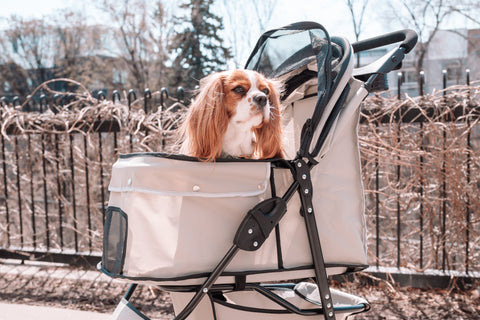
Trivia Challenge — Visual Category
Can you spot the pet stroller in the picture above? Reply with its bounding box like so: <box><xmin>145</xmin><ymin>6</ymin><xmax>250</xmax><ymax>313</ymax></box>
<box><xmin>100</xmin><ymin>22</ymin><xmax>417</xmax><ymax>319</ymax></box>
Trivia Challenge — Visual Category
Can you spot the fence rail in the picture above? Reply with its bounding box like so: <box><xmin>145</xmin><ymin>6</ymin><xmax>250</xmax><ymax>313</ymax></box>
<box><xmin>0</xmin><ymin>73</ymin><xmax>479</xmax><ymax>286</ymax></box>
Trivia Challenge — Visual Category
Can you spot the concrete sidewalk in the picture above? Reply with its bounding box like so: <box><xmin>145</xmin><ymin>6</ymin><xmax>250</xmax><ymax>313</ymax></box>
<box><xmin>0</xmin><ymin>260</ymin><xmax>171</xmax><ymax>319</ymax></box>
<box><xmin>0</xmin><ymin>302</ymin><xmax>112</xmax><ymax>320</ymax></box>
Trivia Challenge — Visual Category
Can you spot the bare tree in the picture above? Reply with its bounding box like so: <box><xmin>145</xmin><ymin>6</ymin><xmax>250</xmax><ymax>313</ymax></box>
<box><xmin>51</xmin><ymin>10</ymin><xmax>111</xmax><ymax>91</ymax></box>
<box><xmin>345</xmin><ymin>0</ymin><xmax>370</xmax><ymax>66</ymax></box>
<box><xmin>0</xmin><ymin>16</ymin><xmax>55</xmax><ymax>96</ymax></box>
<box><xmin>219</xmin><ymin>0</ymin><xmax>277</xmax><ymax>68</ymax></box>
<box><xmin>98</xmin><ymin>0</ymin><xmax>172</xmax><ymax>91</ymax></box>
<box><xmin>382</xmin><ymin>0</ymin><xmax>479</xmax><ymax>82</ymax></box>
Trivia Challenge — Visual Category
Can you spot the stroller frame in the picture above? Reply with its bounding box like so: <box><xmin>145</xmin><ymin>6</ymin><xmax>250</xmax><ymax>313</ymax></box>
<box><xmin>103</xmin><ymin>22</ymin><xmax>417</xmax><ymax>320</ymax></box>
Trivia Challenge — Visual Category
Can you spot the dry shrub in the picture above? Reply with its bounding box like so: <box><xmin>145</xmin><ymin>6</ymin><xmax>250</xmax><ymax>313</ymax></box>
<box><xmin>360</xmin><ymin>83</ymin><xmax>480</xmax><ymax>273</ymax></box>
<box><xmin>0</xmin><ymin>79</ymin><xmax>478</xmax><ymax>274</ymax></box>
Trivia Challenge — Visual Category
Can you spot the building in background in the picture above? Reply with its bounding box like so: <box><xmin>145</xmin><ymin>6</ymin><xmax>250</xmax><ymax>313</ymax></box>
<box><xmin>357</xmin><ymin>28</ymin><xmax>480</xmax><ymax>97</ymax></box>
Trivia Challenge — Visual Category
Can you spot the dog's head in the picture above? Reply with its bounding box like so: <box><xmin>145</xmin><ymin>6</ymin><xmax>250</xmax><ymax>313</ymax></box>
<box><xmin>181</xmin><ymin>69</ymin><xmax>283</xmax><ymax>161</ymax></box>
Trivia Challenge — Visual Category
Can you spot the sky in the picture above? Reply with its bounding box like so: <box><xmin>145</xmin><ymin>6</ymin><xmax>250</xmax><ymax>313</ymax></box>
<box><xmin>0</xmin><ymin>0</ymin><xmax>475</xmax><ymax>36</ymax></box>
<box><xmin>0</xmin><ymin>0</ymin><xmax>477</xmax><ymax>67</ymax></box>
<box><xmin>0</xmin><ymin>0</ymin><xmax>386</xmax><ymax>39</ymax></box>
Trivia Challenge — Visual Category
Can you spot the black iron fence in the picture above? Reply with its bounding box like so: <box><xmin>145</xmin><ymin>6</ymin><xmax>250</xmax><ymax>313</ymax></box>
<box><xmin>0</xmin><ymin>86</ymin><xmax>187</xmax><ymax>266</ymax></box>
<box><xmin>0</xmin><ymin>72</ymin><xmax>478</xmax><ymax>284</ymax></box>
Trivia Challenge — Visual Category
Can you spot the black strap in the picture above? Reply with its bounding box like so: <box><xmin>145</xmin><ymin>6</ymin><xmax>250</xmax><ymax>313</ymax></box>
<box><xmin>234</xmin><ymin>275</ymin><xmax>246</xmax><ymax>291</ymax></box>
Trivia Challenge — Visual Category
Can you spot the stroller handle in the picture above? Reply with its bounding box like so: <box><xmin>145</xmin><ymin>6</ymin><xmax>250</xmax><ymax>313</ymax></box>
<box><xmin>352</xmin><ymin>29</ymin><xmax>418</xmax><ymax>54</ymax></box>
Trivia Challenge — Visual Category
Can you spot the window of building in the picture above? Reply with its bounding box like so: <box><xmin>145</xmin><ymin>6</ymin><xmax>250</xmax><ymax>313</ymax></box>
<box><xmin>445</xmin><ymin>64</ymin><xmax>462</xmax><ymax>81</ymax></box>
<box><xmin>113</xmin><ymin>68</ymin><xmax>128</xmax><ymax>85</ymax></box>
<box><xmin>401</xmin><ymin>69</ymin><xmax>418</xmax><ymax>84</ymax></box>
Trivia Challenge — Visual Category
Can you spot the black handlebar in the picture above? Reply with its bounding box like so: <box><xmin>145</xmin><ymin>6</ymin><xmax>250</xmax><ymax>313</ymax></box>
<box><xmin>352</xmin><ymin>29</ymin><xmax>418</xmax><ymax>54</ymax></box>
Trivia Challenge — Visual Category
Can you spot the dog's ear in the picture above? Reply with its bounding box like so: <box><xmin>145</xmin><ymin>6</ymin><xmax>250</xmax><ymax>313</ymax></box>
<box><xmin>254</xmin><ymin>79</ymin><xmax>283</xmax><ymax>159</ymax></box>
<box><xmin>184</xmin><ymin>72</ymin><xmax>228</xmax><ymax>161</ymax></box>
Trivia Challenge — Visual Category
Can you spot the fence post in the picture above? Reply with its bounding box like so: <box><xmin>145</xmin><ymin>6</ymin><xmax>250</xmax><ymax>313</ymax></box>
<box><xmin>1</xmin><ymin>132</ymin><xmax>11</xmax><ymax>247</ymax></box>
<box><xmin>465</xmin><ymin>69</ymin><xmax>471</xmax><ymax>274</ymax></box>
<box><xmin>397</xmin><ymin>72</ymin><xmax>402</xmax><ymax>100</ymax></box>
<box><xmin>144</xmin><ymin>88</ymin><xmax>152</xmax><ymax>113</ymax></box>
<box><xmin>441</xmin><ymin>69</ymin><xmax>447</xmax><ymax>271</ymax></box>
<box><xmin>127</xmin><ymin>90</ymin><xmax>137</xmax><ymax>153</ymax></box>
<box><xmin>419</xmin><ymin>71</ymin><xmax>425</xmax><ymax>96</ymax></box>
<box><xmin>160</xmin><ymin>88</ymin><xmax>169</xmax><ymax>151</ymax></box>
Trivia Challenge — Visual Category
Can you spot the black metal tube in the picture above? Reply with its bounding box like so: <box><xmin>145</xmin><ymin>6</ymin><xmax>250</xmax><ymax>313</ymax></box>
<box><xmin>1</xmin><ymin>133</ymin><xmax>11</xmax><ymax>247</ymax></box>
<box><xmin>98</xmin><ymin>132</ymin><xmax>106</xmax><ymax>223</ymax></box>
<box><xmin>124</xmin><ymin>284</ymin><xmax>138</xmax><ymax>301</ymax></box>
<box><xmin>174</xmin><ymin>245</ymin><xmax>240</xmax><ymax>320</ymax></box>
<box><xmin>441</xmin><ymin>112</ymin><xmax>447</xmax><ymax>272</ymax></box>
<box><xmin>54</xmin><ymin>134</ymin><xmax>64</xmax><ymax>249</ymax></box>
<box><xmin>397</xmin><ymin>72</ymin><xmax>402</xmax><ymax>100</ymax></box>
<box><xmin>1</xmin><ymin>131</ymin><xmax>10</xmax><ymax>245</ymax></box>
<box><xmin>375</xmin><ymin>154</ymin><xmax>380</xmax><ymax>268</ymax></box>
<box><xmin>442</xmin><ymin>69</ymin><xmax>447</xmax><ymax>95</ymax></box>
<box><xmin>28</xmin><ymin>134</ymin><xmax>36</xmax><ymax>249</ymax></box>
<box><xmin>419</xmin><ymin>71</ymin><xmax>425</xmax><ymax>96</ymax></box>
<box><xmin>83</xmin><ymin>136</ymin><xmax>92</xmax><ymax>251</ymax></box>
<box><xmin>41</xmin><ymin>134</ymin><xmax>50</xmax><ymax>249</ymax></box>
<box><xmin>127</xmin><ymin>90</ymin><xmax>137</xmax><ymax>153</ymax></box>
<box><xmin>396</xmin><ymin>123</ymin><xmax>401</xmax><ymax>269</ymax></box>
<box><xmin>465</xmin><ymin>69</ymin><xmax>471</xmax><ymax>274</ymax></box>
<box><xmin>14</xmin><ymin>135</ymin><xmax>24</xmax><ymax>248</ymax></box>
<box><xmin>160</xmin><ymin>88</ymin><xmax>169</xmax><ymax>151</ymax></box>
<box><xmin>69</xmin><ymin>135</ymin><xmax>78</xmax><ymax>252</ymax></box>
<box><xmin>419</xmin><ymin>122</ymin><xmax>424</xmax><ymax>270</ymax></box>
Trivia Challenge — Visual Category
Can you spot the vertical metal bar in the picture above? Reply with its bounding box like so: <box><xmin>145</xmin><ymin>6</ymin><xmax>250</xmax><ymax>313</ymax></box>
<box><xmin>144</xmin><ymin>89</ymin><xmax>152</xmax><ymax>150</ymax></box>
<box><xmin>98</xmin><ymin>132</ymin><xmax>106</xmax><ymax>223</ymax></box>
<box><xmin>113</xmin><ymin>131</ymin><xmax>118</xmax><ymax>155</ymax></box>
<box><xmin>396</xmin><ymin>124</ymin><xmax>401</xmax><ymax>269</ymax></box>
<box><xmin>28</xmin><ymin>134</ymin><xmax>36</xmax><ymax>249</ymax></box>
<box><xmin>397</xmin><ymin>72</ymin><xmax>402</xmax><ymax>100</ymax></box>
<box><xmin>144</xmin><ymin>89</ymin><xmax>151</xmax><ymax>113</ymax></box>
<box><xmin>160</xmin><ymin>88</ymin><xmax>169</xmax><ymax>151</ymax></box>
<box><xmin>112</xmin><ymin>90</ymin><xmax>120</xmax><ymax>156</ymax></box>
<box><xmin>396</xmin><ymin>73</ymin><xmax>402</xmax><ymax>268</ymax></box>
<box><xmin>465</xmin><ymin>69</ymin><xmax>471</xmax><ymax>274</ymax></box>
<box><xmin>54</xmin><ymin>133</ymin><xmax>64</xmax><ymax>249</ymax></box>
<box><xmin>41</xmin><ymin>134</ymin><xmax>50</xmax><ymax>249</ymax></box>
<box><xmin>69</xmin><ymin>134</ymin><xmax>78</xmax><ymax>252</ymax></box>
<box><xmin>1</xmin><ymin>133</ymin><xmax>11</xmax><ymax>247</ymax></box>
<box><xmin>83</xmin><ymin>136</ymin><xmax>92</xmax><ymax>252</ymax></box>
<box><xmin>419</xmin><ymin>71</ymin><xmax>425</xmax><ymax>96</ymax></box>
<box><xmin>419</xmin><ymin>122</ymin><xmax>424</xmax><ymax>269</ymax></box>
<box><xmin>441</xmin><ymin>70</ymin><xmax>447</xmax><ymax>271</ymax></box>
<box><xmin>375</xmin><ymin>153</ymin><xmax>380</xmax><ymax>268</ymax></box>
<box><xmin>14</xmin><ymin>135</ymin><xmax>24</xmax><ymax>248</ymax></box>
<box><xmin>127</xmin><ymin>90</ymin><xmax>137</xmax><ymax>153</ymax></box>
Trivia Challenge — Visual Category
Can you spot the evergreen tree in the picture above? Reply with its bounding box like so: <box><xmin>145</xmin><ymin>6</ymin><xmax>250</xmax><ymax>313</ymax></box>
<box><xmin>169</xmin><ymin>0</ymin><xmax>231</xmax><ymax>90</ymax></box>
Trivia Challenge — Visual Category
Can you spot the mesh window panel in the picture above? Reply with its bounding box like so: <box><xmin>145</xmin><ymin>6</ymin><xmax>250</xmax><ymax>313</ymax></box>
<box><xmin>103</xmin><ymin>207</ymin><xmax>128</xmax><ymax>275</ymax></box>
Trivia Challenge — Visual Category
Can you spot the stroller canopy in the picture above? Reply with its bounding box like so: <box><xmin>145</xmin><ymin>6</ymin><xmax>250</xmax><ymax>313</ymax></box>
<box><xmin>245</xmin><ymin>22</ymin><xmax>350</xmax><ymax>160</ymax></box>
<box><xmin>245</xmin><ymin>22</ymin><xmax>344</xmax><ymax>102</ymax></box>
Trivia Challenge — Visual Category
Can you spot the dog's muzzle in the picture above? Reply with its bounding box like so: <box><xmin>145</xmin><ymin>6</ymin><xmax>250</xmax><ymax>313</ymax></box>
<box><xmin>252</xmin><ymin>94</ymin><xmax>267</xmax><ymax>108</ymax></box>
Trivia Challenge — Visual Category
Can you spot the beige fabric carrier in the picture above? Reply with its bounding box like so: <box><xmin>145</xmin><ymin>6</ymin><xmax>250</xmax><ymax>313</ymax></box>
<box><xmin>102</xmin><ymin>21</ymin><xmax>417</xmax><ymax>320</ymax></box>
<box><xmin>103</xmin><ymin>77</ymin><xmax>368</xmax><ymax>286</ymax></box>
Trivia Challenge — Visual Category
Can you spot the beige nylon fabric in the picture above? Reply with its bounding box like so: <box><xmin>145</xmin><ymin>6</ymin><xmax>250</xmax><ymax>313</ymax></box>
<box><xmin>105</xmin><ymin>78</ymin><xmax>368</xmax><ymax>283</ymax></box>
<box><xmin>170</xmin><ymin>286</ymin><xmax>367</xmax><ymax>320</ymax></box>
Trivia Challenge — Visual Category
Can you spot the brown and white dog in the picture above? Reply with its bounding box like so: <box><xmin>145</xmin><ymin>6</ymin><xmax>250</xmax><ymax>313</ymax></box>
<box><xmin>180</xmin><ymin>69</ymin><xmax>283</xmax><ymax>161</ymax></box>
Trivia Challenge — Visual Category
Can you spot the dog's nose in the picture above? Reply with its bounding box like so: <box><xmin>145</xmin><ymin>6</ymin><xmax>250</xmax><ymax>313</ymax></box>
<box><xmin>253</xmin><ymin>94</ymin><xmax>267</xmax><ymax>108</ymax></box>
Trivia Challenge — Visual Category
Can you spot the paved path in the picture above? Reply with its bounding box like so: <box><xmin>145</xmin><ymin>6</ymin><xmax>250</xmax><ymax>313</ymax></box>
<box><xmin>0</xmin><ymin>302</ymin><xmax>112</xmax><ymax>320</ymax></box>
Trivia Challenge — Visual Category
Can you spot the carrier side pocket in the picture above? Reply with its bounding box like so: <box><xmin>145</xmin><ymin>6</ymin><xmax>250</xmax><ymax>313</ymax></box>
<box><xmin>103</xmin><ymin>206</ymin><xmax>128</xmax><ymax>275</ymax></box>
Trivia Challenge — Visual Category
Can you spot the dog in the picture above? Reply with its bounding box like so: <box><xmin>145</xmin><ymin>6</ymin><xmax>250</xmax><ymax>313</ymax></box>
<box><xmin>180</xmin><ymin>69</ymin><xmax>283</xmax><ymax>161</ymax></box>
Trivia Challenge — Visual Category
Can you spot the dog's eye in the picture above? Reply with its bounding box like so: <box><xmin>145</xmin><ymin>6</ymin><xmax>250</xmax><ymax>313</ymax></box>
<box><xmin>233</xmin><ymin>86</ymin><xmax>246</xmax><ymax>95</ymax></box>
<box><xmin>262</xmin><ymin>88</ymin><xmax>269</xmax><ymax>95</ymax></box>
